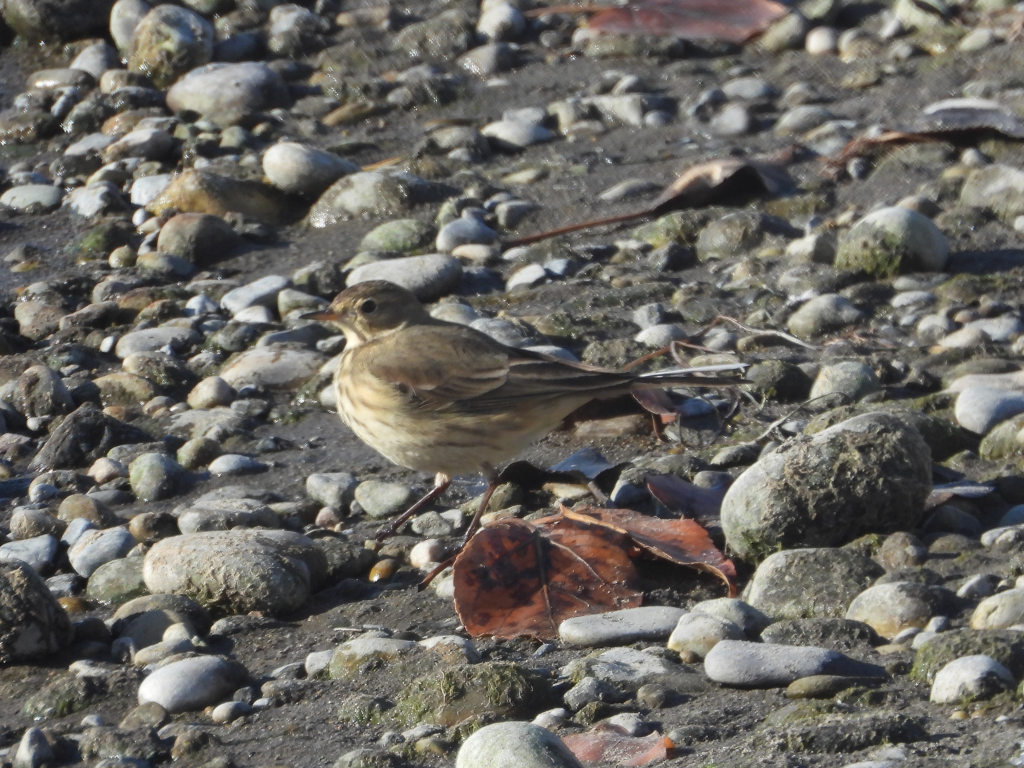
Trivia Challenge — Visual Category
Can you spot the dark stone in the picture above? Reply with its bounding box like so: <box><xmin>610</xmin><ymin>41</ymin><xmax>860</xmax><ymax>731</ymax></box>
<box><xmin>30</xmin><ymin>403</ymin><xmax>152</xmax><ymax>471</ymax></box>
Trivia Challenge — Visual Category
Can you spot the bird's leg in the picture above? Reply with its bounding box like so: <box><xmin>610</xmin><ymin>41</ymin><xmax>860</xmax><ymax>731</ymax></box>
<box><xmin>375</xmin><ymin>472</ymin><xmax>451</xmax><ymax>542</ymax></box>
<box><xmin>458</xmin><ymin>463</ymin><xmax>499</xmax><ymax>548</ymax></box>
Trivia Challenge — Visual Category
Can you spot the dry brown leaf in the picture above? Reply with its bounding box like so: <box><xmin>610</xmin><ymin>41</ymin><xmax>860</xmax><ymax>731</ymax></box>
<box><xmin>563</xmin><ymin>505</ymin><xmax>737</xmax><ymax>595</ymax></box>
<box><xmin>452</xmin><ymin>517</ymin><xmax>642</xmax><ymax>639</ymax></box>
<box><xmin>587</xmin><ymin>0</ymin><xmax>786</xmax><ymax>42</ymax></box>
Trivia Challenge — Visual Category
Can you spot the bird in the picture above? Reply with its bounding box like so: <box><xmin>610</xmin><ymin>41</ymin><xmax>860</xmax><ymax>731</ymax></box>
<box><xmin>308</xmin><ymin>280</ymin><xmax>745</xmax><ymax>545</ymax></box>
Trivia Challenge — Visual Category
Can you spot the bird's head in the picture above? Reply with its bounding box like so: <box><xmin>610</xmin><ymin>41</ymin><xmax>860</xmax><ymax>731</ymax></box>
<box><xmin>304</xmin><ymin>281</ymin><xmax>432</xmax><ymax>346</ymax></box>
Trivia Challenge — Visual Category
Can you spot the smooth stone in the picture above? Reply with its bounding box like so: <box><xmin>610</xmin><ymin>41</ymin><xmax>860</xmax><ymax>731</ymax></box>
<box><xmin>964</xmin><ymin>315</ymin><xmax>1024</xmax><ymax>342</ymax></box>
<box><xmin>787</xmin><ymin>294</ymin><xmax>864</xmax><ymax>338</ymax></box>
<box><xmin>456</xmin><ymin>721</ymin><xmax>582</xmax><ymax>768</ymax></box>
<box><xmin>836</xmin><ymin>206</ymin><xmax>949</xmax><ymax>276</ymax></box>
<box><xmin>846</xmin><ymin>581</ymin><xmax>945</xmax><ymax>639</ymax></box>
<box><xmin>947</xmin><ymin>370</ymin><xmax>1024</xmax><ymax>393</ymax></box>
<box><xmin>306</xmin><ymin>472</ymin><xmax>358</xmax><ymax>511</ymax></box>
<box><xmin>668</xmin><ymin>612</ymin><xmax>746</xmax><ymax>659</ymax></box>
<box><xmin>960</xmin><ymin>164</ymin><xmax>1024</xmax><ymax>222</ymax></box>
<box><xmin>971</xmin><ymin>588</ymin><xmax>1024</xmax><ymax>629</ymax></box>
<box><xmin>208</xmin><ymin>454</ymin><xmax>265</xmax><ymax>476</ymax></box>
<box><xmin>360</xmin><ymin>219</ymin><xmax>437</xmax><ymax>253</ymax></box>
<box><xmin>211</xmin><ymin>700</ymin><xmax>251</xmax><ymax>723</ymax></box>
<box><xmin>221</xmin><ymin>275</ymin><xmax>291</xmax><ymax>316</ymax></box>
<box><xmin>68</xmin><ymin>527</ymin><xmax>136</xmax><ymax>577</ymax></box>
<box><xmin>129</xmin><ymin>453</ymin><xmax>184</xmax><ymax>502</ymax></box>
<box><xmin>506</xmin><ymin>263</ymin><xmax>548</xmax><ymax>291</ymax></box>
<box><xmin>691</xmin><ymin>598</ymin><xmax>772</xmax><ymax>636</ymax></box>
<box><xmin>0</xmin><ymin>534</ymin><xmax>59</xmax><ymax>574</ymax></box>
<box><xmin>774</xmin><ymin>105</ymin><xmax>833</xmax><ymax>136</ymax></box>
<box><xmin>165</xmin><ymin>62</ymin><xmax>288</xmax><ymax>127</ymax></box>
<box><xmin>137</xmin><ymin>655</ymin><xmax>247</xmax><ymax>713</ymax></box>
<box><xmin>143</xmin><ymin>530</ymin><xmax>325</xmax><ymax>615</ymax></box>
<box><xmin>930</xmin><ymin>655</ymin><xmax>1013</xmax><ymax>703</ymax></box>
<box><xmin>218</xmin><ymin>347</ymin><xmax>325</xmax><ymax>390</ymax></box>
<box><xmin>954</xmin><ymin>387</ymin><xmax>1024</xmax><ymax>434</ymax></box>
<box><xmin>157</xmin><ymin>213</ymin><xmax>241</xmax><ymax>265</ymax></box>
<box><xmin>13</xmin><ymin>727</ymin><xmax>54</xmax><ymax>768</ymax></box>
<box><xmin>476</xmin><ymin>3</ymin><xmax>526</xmax><ymax>41</ymax></box>
<box><xmin>65</xmin><ymin>182</ymin><xmax>126</xmax><ymax>218</ymax></box>
<box><xmin>114</xmin><ymin>327</ymin><xmax>200</xmax><ymax>358</ymax></box>
<box><xmin>481</xmin><ymin>119</ymin><xmax>556</xmax><ymax>150</ymax></box>
<box><xmin>346</xmin><ymin>254</ymin><xmax>463</xmax><ymax>302</ymax></box>
<box><xmin>0</xmin><ymin>184</ymin><xmax>63</xmax><ymax>212</ymax></box>
<box><xmin>187</xmin><ymin>377</ymin><xmax>234</xmax><ymax>409</ymax></box>
<box><xmin>130</xmin><ymin>174</ymin><xmax>173</xmax><ymax>206</ymax></box>
<box><xmin>307</xmin><ymin>171</ymin><xmax>455</xmax><ymax>227</ymax></box>
<box><xmin>354</xmin><ymin>480</ymin><xmax>414</xmax><ymax>519</ymax></box>
<box><xmin>704</xmin><ymin>639</ymin><xmax>885</xmax><ymax>688</ymax></box>
<box><xmin>634</xmin><ymin>323</ymin><xmax>688</xmax><ymax>347</ymax></box>
<box><xmin>559</xmin><ymin>606</ymin><xmax>686</xmax><ymax>646</ymax></box>
<box><xmin>262</xmin><ymin>142</ymin><xmax>358</xmax><ymax>198</ymax></box>
<box><xmin>436</xmin><ymin>215</ymin><xmax>499</xmax><ymax>252</ymax></box>
<box><xmin>809</xmin><ymin>361</ymin><xmax>882</xmax><ymax>402</ymax></box>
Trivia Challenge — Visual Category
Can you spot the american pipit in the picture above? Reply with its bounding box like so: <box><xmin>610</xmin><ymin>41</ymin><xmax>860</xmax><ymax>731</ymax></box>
<box><xmin>309</xmin><ymin>280</ymin><xmax>744</xmax><ymax>543</ymax></box>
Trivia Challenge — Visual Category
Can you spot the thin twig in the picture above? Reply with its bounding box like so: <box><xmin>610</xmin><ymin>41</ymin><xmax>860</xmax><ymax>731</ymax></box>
<box><xmin>714</xmin><ymin>315</ymin><xmax>820</xmax><ymax>350</ymax></box>
<box><xmin>753</xmin><ymin>393</ymin><xmax>850</xmax><ymax>442</ymax></box>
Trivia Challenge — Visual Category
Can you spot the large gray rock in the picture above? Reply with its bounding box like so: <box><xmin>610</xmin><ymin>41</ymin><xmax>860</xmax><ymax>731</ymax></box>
<box><xmin>744</xmin><ymin>548</ymin><xmax>883</xmax><ymax>620</ymax></box>
<box><xmin>835</xmin><ymin>206</ymin><xmax>949</xmax><ymax>277</ymax></box>
<box><xmin>306</xmin><ymin>171</ymin><xmax>456</xmax><ymax>227</ymax></box>
<box><xmin>165</xmin><ymin>62</ymin><xmax>289</xmax><ymax>128</ymax></box>
<box><xmin>143</xmin><ymin>530</ymin><xmax>327</xmax><ymax>615</ymax></box>
<box><xmin>721</xmin><ymin>413</ymin><xmax>932</xmax><ymax>560</ymax></box>
<box><xmin>263</xmin><ymin>141</ymin><xmax>358</xmax><ymax>198</ymax></box>
<box><xmin>346</xmin><ymin>254</ymin><xmax>463</xmax><ymax>302</ymax></box>
<box><xmin>704</xmin><ymin>639</ymin><xmax>885</xmax><ymax>688</ymax></box>
<box><xmin>0</xmin><ymin>560</ymin><xmax>74</xmax><ymax>663</ymax></box>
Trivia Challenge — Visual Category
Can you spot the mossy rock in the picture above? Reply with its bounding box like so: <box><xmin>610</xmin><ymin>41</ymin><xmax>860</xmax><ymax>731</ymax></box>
<box><xmin>910</xmin><ymin>629</ymin><xmax>1024</xmax><ymax>684</ymax></box>
<box><xmin>22</xmin><ymin>674</ymin><xmax>105</xmax><ymax>719</ymax></box>
<box><xmin>744</xmin><ymin>360</ymin><xmax>812</xmax><ymax>403</ymax></box>
<box><xmin>631</xmin><ymin>209</ymin><xmax>717</xmax><ymax>249</ymax></box>
<box><xmin>86</xmin><ymin>557</ymin><xmax>148</xmax><ymax>605</ymax></box>
<box><xmin>804</xmin><ymin>404</ymin><xmax>973</xmax><ymax>461</ymax></box>
<box><xmin>392</xmin><ymin>662</ymin><xmax>555</xmax><ymax>727</ymax></box>
<box><xmin>337</xmin><ymin>693</ymin><xmax>392</xmax><ymax>726</ymax></box>
<box><xmin>71</xmin><ymin>220</ymin><xmax>135</xmax><ymax>260</ymax></box>
<box><xmin>979</xmin><ymin>413</ymin><xmax>1024</xmax><ymax>462</ymax></box>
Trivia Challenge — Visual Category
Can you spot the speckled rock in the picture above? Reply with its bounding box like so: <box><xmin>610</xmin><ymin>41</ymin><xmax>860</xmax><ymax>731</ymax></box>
<box><xmin>722</xmin><ymin>413</ymin><xmax>932</xmax><ymax>560</ymax></box>
<box><xmin>128</xmin><ymin>5</ymin><xmax>213</xmax><ymax>88</ymax></box>
<box><xmin>143</xmin><ymin>530</ymin><xmax>326</xmax><ymax>615</ymax></box>
<box><xmin>0</xmin><ymin>560</ymin><xmax>74</xmax><ymax>663</ymax></box>
<box><xmin>836</xmin><ymin>206</ymin><xmax>949</xmax><ymax>276</ymax></box>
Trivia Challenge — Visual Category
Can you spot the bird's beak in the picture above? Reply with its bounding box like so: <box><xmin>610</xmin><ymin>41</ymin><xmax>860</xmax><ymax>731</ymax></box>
<box><xmin>301</xmin><ymin>310</ymin><xmax>343</xmax><ymax>322</ymax></box>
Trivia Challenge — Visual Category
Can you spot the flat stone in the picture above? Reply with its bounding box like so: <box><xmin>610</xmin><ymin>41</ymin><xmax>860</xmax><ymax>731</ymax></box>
<box><xmin>559</xmin><ymin>606</ymin><xmax>686</xmax><ymax>646</ymax></box>
<box><xmin>346</xmin><ymin>254</ymin><xmax>462</xmax><ymax>302</ymax></box>
<box><xmin>955</xmin><ymin>387</ymin><xmax>1024</xmax><ymax>434</ymax></box>
<box><xmin>137</xmin><ymin>655</ymin><xmax>247</xmax><ymax>713</ymax></box>
<box><xmin>704</xmin><ymin>639</ymin><xmax>885</xmax><ymax>688</ymax></box>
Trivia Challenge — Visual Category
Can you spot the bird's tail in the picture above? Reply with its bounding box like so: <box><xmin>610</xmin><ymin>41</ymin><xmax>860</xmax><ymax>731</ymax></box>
<box><xmin>633</xmin><ymin>362</ymin><xmax>748</xmax><ymax>388</ymax></box>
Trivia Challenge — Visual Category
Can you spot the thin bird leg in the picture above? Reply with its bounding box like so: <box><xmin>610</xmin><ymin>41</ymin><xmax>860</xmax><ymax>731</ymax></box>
<box><xmin>375</xmin><ymin>472</ymin><xmax>451</xmax><ymax>542</ymax></box>
<box><xmin>459</xmin><ymin>463</ymin><xmax>499</xmax><ymax>548</ymax></box>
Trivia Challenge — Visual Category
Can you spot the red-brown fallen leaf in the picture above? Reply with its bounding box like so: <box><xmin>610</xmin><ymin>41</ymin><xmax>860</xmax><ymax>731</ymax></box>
<box><xmin>452</xmin><ymin>517</ymin><xmax>642</xmax><ymax>639</ymax></box>
<box><xmin>646</xmin><ymin>472</ymin><xmax>726</xmax><ymax>523</ymax></box>
<box><xmin>630</xmin><ymin>388</ymin><xmax>679</xmax><ymax>424</ymax></box>
<box><xmin>562</xmin><ymin>726</ymin><xmax>674</xmax><ymax>766</ymax></box>
<box><xmin>505</xmin><ymin>157</ymin><xmax>793</xmax><ymax>247</ymax></box>
<box><xmin>563</xmin><ymin>505</ymin><xmax>737</xmax><ymax>596</ymax></box>
<box><xmin>588</xmin><ymin>0</ymin><xmax>787</xmax><ymax>43</ymax></box>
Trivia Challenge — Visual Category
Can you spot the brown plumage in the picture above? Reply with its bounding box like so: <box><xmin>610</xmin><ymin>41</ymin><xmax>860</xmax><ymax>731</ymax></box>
<box><xmin>310</xmin><ymin>280</ymin><xmax>744</xmax><ymax>542</ymax></box>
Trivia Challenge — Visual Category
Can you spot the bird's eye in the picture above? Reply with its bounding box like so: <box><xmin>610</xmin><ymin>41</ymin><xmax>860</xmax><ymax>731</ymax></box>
<box><xmin>360</xmin><ymin>299</ymin><xmax>377</xmax><ymax>314</ymax></box>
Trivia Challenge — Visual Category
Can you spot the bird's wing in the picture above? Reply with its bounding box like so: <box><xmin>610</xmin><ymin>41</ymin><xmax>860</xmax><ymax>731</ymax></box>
<box><xmin>365</xmin><ymin>324</ymin><xmax>631</xmax><ymax>413</ymax></box>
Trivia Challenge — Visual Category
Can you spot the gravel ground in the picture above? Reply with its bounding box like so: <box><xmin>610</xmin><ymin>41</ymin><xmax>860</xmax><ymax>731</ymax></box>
<box><xmin>5</xmin><ymin>0</ymin><xmax>1024</xmax><ymax>767</ymax></box>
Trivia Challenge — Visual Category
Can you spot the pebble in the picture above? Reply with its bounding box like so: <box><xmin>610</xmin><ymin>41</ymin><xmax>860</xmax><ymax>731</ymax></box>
<box><xmin>930</xmin><ymin>655</ymin><xmax>1014</xmax><ymax>703</ymax></box>
<box><xmin>138</xmin><ymin>655</ymin><xmax>248</xmax><ymax>713</ymax></box>
<box><xmin>263</xmin><ymin>142</ymin><xmax>359</xmax><ymax>198</ymax></box>
<box><xmin>346</xmin><ymin>254</ymin><xmax>463</xmax><ymax>302</ymax></box>
<box><xmin>846</xmin><ymin>581</ymin><xmax>944</xmax><ymax>639</ymax></box>
<box><xmin>667</xmin><ymin>612</ymin><xmax>746</xmax><ymax>659</ymax></box>
<box><xmin>955</xmin><ymin>387</ymin><xmax>1024</xmax><ymax>434</ymax></box>
<box><xmin>559</xmin><ymin>606</ymin><xmax>686</xmax><ymax>646</ymax></box>
<box><xmin>704</xmin><ymin>640</ymin><xmax>885</xmax><ymax>687</ymax></box>
<box><xmin>970</xmin><ymin>588</ymin><xmax>1024</xmax><ymax>629</ymax></box>
<box><xmin>68</xmin><ymin>527</ymin><xmax>136</xmax><ymax>577</ymax></box>
<box><xmin>13</xmin><ymin>728</ymin><xmax>53</xmax><ymax>768</ymax></box>
<box><xmin>354</xmin><ymin>480</ymin><xmax>414</xmax><ymax>519</ymax></box>
<box><xmin>456</xmin><ymin>721</ymin><xmax>582</xmax><ymax>768</ymax></box>
<box><xmin>481</xmin><ymin>120</ymin><xmax>557</xmax><ymax>150</ymax></box>
<box><xmin>0</xmin><ymin>534</ymin><xmax>59</xmax><ymax>573</ymax></box>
